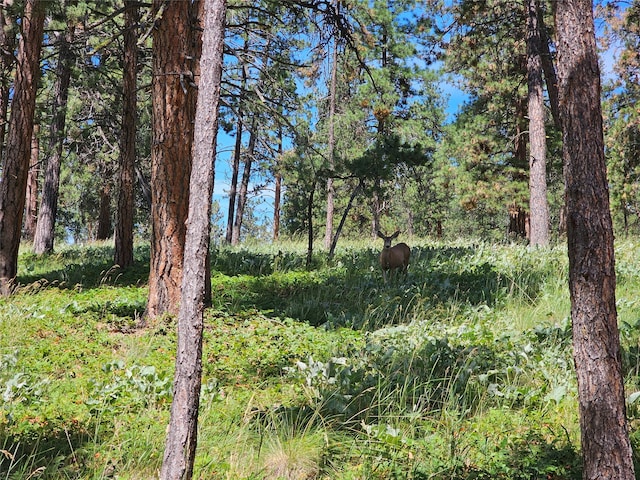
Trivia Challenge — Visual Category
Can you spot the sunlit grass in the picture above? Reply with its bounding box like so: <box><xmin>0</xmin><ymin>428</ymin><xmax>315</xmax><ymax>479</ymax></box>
<box><xmin>3</xmin><ymin>237</ymin><xmax>640</xmax><ymax>478</ymax></box>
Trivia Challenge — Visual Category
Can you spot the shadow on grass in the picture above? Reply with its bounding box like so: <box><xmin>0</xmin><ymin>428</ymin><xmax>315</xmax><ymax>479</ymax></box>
<box><xmin>0</xmin><ymin>428</ymin><xmax>100</xmax><ymax>479</ymax></box>
<box><xmin>15</xmin><ymin>243</ymin><xmax>550</xmax><ymax>331</ymax></box>
<box><xmin>209</xmin><ymin>244</ymin><xmax>535</xmax><ymax>329</ymax></box>
<box><xmin>17</xmin><ymin>244</ymin><xmax>150</xmax><ymax>290</ymax></box>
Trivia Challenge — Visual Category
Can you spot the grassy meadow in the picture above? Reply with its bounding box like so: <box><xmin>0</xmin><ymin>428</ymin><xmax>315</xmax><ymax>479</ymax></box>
<box><xmin>3</xmin><ymin>238</ymin><xmax>640</xmax><ymax>479</ymax></box>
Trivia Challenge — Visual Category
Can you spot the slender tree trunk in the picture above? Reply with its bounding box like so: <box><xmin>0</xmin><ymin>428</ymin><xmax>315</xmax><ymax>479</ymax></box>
<box><xmin>33</xmin><ymin>20</ymin><xmax>74</xmax><ymax>254</ymax></box>
<box><xmin>508</xmin><ymin>98</ymin><xmax>530</xmax><ymax>239</ymax></box>
<box><xmin>115</xmin><ymin>0</ymin><xmax>139</xmax><ymax>268</ymax></box>
<box><xmin>273</xmin><ymin>126</ymin><xmax>282</xmax><ymax>241</ymax></box>
<box><xmin>371</xmin><ymin>186</ymin><xmax>382</xmax><ymax>239</ymax></box>
<box><xmin>555</xmin><ymin>1</ymin><xmax>635</xmax><ymax>478</ymax></box>
<box><xmin>324</xmin><ymin>33</ymin><xmax>338</xmax><ymax>250</ymax></box>
<box><xmin>527</xmin><ymin>0</ymin><xmax>549</xmax><ymax>246</ymax></box>
<box><xmin>96</xmin><ymin>184</ymin><xmax>112</xmax><ymax>240</ymax></box>
<box><xmin>231</xmin><ymin>118</ymin><xmax>256</xmax><ymax>246</ymax></box>
<box><xmin>0</xmin><ymin>0</ymin><xmax>46</xmax><ymax>295</ymax></box>
<box><xmin>23</xmin><ymin>124</ymin><xmax>40</xmax><ymax>241</ymax></box>
<box><xmin>226</xmin><ymin>116</ymin><xmax>242</xmax><ymax>243</ymax></box>
<box><xmin>147</xmin><ymin>0</ymin><xmax>199</xmax><ymax>319</ymax></box>
<box><xmin>329</xmin><ymin>179</ymin><xmax>362</xmax><ymax>259</ymax></box>
<box><xmin>0</xmin><ymin>6</ymin><xmax>16</xmax><ymax>160</ymax></box>
<box><xmin>160</xmin><ymin>0</ymin><xmax>225</xmax><ymax>477</ymax></box>
<box><xmin>306</xmin><ymin>180</ymin><xmax>316</xmax><ymax>269</ymax></box>
<box><xmin>538</xmin><ymin>10</ymin><xmax>561</xmax><ymax>131</ymax></box>
<box><xmin>225</xmin><ymin>37</ymin><xmax>248</xmax><ymax>244</ymax></box>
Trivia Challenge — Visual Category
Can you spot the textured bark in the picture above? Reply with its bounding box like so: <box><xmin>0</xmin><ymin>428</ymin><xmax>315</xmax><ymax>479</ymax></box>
<box><xmin>555</xmin><ymin>1</ymin><xmax>635</xmax><ymax>478</ymax></box>
<box><xmin>0</xmin><ymin>0</ymin><xmax>45</xmax><ymax>295</ymax></box>
<box><xmin>0</xmin><ymin>6</ymin><xmax>16</xmax><ymax>160</ymax></box>
<box><xmin>23</xmin><ymin>125</ymin><xmax>40</xmax><ymax>241</ymax></box>
<box><xmin>33</xmin><ymin>20</ymin><xmax>74</xmax><ymax>254</ymax></box>
<box><xmin>114</xmin><ymin>0</ymin><xmax>138</xmax><ymax>268</ymax></box>
<box><xmin>527</xmin><ymin>0</ymin><xmax>549</xmax><ymax>246</ymax></box>
<box><xmin>159</xmin><ymin>0</ymin><xmax>225</xmax><ymax>477</ymax></box>
<box><xmin>539</xmin><ymin>12</ymin><xmax>561</xmax><ymax>131</ymax></box>
<box><xmin>147</xmin><ymin>0</ymin><xmax>199</xmax><ymax>319</ymax></box>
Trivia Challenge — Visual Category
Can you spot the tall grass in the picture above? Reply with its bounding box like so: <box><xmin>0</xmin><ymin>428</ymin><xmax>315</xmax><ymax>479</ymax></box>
<box><xmin>3</xmin><ymin>238</ymin><xmax>640</xmax><ymax>478</ymax></box>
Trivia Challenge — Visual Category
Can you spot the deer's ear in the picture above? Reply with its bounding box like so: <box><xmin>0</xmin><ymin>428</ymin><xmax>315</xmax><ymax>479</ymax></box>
<box><xmin>392</xmin><ymin>230</ymin><xmax>400</xmax><ymax>239</ymax></box>
<box><xmin>377</xmin><ymin>231</ymin><xmax>385</xmax><ymax>239</ymax></box>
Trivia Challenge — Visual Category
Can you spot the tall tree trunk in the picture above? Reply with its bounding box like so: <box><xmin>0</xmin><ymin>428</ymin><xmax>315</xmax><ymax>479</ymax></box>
<box><xmin>508</xmin><ymin>98</ymin><xmax>530</xmax><ymax>239</ymax></box>
<box><xmin>538</xmin><ymin>10</ymin><xmax>561</xmax><ymax>131</ymax></box>
<box><xmin>23</xmin><ymin>124</ymin><xmax>40</xmax><ymax>241</ymax></box>
<box><xmin>147</xmin><ymin>0</ymin><xmax>199</xmax><ymax>319</ymax></box>
<box><xmin>33</xmin><ymin>19</ymin><xmax>74</xmax><ymax>254</ymax></box>
<box><xmin>225</xmin><ymin>36</ymin><xmax>248</xmax><ymax>244</ymax></box>
<box><xmin>273</xmin><ymin>126</ymin><xmax>282</xmax><ymax>241</ymax></box>
<box><xmin>527</xmin><ymin>0</ymin><xmax>549</xmax><ymax>246</ymax></box>
<box><xmin>555</xmin><ymin>1</ymin><xmax>635</xmax><ymax>478</ymax></box>
<box><xmin>226</xmin><ymin>116</ymin><xmax>242</xmax><ymax>243</ymax></box>
<box><xmin>0</xmin><ymin>5</ymin><xmax>16</xmax><ymax>160</ymax></box>
<box><xmin>0</xmin><ymin>0</ymin><xmax>46</xmax><ymax>295</ymax></box>
<box><xmin>324</xmin><ymin>32</ymin><xmax>338</xmax><ymax>250</ymax></box>
<box><xmin>231</xmin><ymin>118</ymin><xmax>256</xmax><ymax>246</ymax></box>
<box><xmin>96</xmin><ymin>184</ymin><xmax>111</xmax><ymax>240</ymax></box>
<box><xmin>115</xmin><ymin>0</ymin><xmax>139</xmax><ymax>268</ymax></box>
<box><xmin>160</xmin><ymin>0</ymin><xmax>225</xmax><ymax>477</ymax></box>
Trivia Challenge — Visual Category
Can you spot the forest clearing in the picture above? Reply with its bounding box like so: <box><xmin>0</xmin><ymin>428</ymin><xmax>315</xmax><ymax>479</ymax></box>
<box><xmin>1</xmin><ymin>0</ymin><xmax>639</xmax><ymax>478</ymax></box>
<box><xmin>2</xmin><ymin>238</ymin><xmax>640</xmax><ymax>479</ymax></box>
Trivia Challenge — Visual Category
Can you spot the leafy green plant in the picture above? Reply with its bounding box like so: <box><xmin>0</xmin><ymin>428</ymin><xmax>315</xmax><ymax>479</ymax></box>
<box><xmin>2</xmin><ymin>239</ymin><xmax>636</xmax><ymax>478</ymax></box>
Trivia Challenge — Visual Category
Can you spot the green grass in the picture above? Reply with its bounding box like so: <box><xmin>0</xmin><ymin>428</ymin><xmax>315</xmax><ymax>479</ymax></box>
<box><xmin>3</xmin><ymin>238</ymin><xmax>640</xmax><ymax>478</ymax></box>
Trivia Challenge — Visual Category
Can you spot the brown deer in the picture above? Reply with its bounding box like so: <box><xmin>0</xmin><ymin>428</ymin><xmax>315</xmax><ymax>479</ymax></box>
<box><xmin>377</xmin><ymin>230</ymin><xmax>411</xmax><ymax>282</ymax></box>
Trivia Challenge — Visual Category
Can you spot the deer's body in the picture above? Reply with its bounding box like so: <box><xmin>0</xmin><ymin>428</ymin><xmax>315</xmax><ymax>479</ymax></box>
<box><xmin>377</xmin><ymin>230</ymin><xmax>411</xmax><ymax>281</ymax></box>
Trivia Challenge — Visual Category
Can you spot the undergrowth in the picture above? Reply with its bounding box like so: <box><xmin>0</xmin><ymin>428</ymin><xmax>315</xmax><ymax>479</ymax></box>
<box><xmin>2</xmin><ymin>238</ymin><xmax>640</xmax><ymax>478</ymax></box>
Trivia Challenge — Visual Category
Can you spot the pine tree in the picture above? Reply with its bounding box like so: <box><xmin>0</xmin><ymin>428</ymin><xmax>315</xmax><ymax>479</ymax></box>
<box><xmin>0</xmin><ymin>0</ymin><xmax>47</xmax><ymax>295</ymax></box>
<box><xmin>556</xmin><ymin>0</ymin><xmax>635</xmax><ymax>476</ymax></box>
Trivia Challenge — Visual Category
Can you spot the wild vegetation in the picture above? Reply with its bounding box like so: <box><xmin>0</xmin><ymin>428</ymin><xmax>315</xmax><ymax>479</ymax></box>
<box><xmin>3</xmin><ymin>237</ymin><xmax>640</xmax><ymax>479</ymax></box>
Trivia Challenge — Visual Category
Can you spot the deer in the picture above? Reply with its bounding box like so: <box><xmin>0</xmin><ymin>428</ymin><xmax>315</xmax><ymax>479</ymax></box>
<box><xmin>377</xmin><ymin>230</ymin><xmax>411</xmax><ymax>282</ymax></box>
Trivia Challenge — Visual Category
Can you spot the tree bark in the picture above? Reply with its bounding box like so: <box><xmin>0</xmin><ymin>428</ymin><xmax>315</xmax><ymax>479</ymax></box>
<box><xmin>96</xmin><ymin>184</ymin><xmax>112</xmax><ymax>240</ymax></box>
<box><xmin>159</xmin><ymin>0</ymin><xmax>226</xmax><ymax>477</ymax></box>
<box><xmin>527</xmin><ymin>0</ymin><xmax>549</xmax><ymax>246</ymax></box>
<box><xmin>147</xmin><ymin>0</ymin><xmax>199</xmax><ymax>319</ymax></box>
<box><xmin>555</xmin><ymin>1</ymin><xmax>635</xmax><ymax>478</ymax></box>
<box><xmin>114</xmin><ymin>0</ymin><xmax>139</xmax><ymax>268</ymax></box>
<box><xmin>23</xmin><ymin>124</ymin><xmax>40</xmax><ymax>241</ymax></box>
<box><xmin>537</xmin><ymin>8</ymin><xmax>561</xmax><ymax>131</ymax></box>
<box><xmin>33</xmin><ymin>19</ymin><xmax>74</xmax><ymax>254</ymax></box>
<box><xmin>0</xmin><ymin>5</ymin><xmax>16</xmax><ymax>160</ymax></box>
<box><xmin>0</xmin><ymin>0</ymin><xmax>46</xmax><ymax>295</ymax></box>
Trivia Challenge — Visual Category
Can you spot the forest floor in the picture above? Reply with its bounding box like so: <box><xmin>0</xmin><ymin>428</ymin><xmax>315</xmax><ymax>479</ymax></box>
<box><xmin>3</xmin><ymin>238</ymin><xmax>640</xmax><ymax>479</ymax></box>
